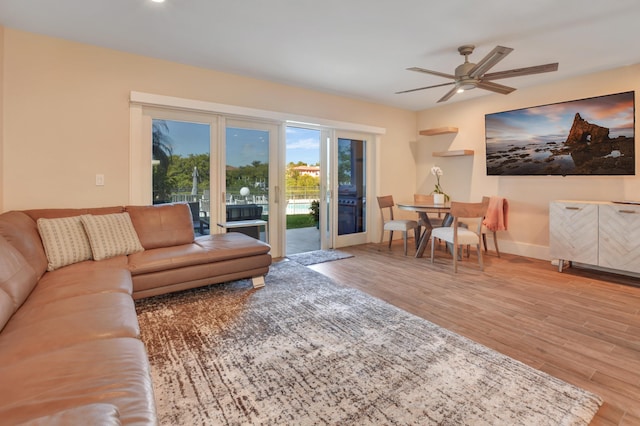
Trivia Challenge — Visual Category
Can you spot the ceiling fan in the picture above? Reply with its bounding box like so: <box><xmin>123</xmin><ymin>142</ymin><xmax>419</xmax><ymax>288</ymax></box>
<box><xmin>396</xmin><ymin>45</ymin><xmax>558</xmax><ymax>102</ymax></box>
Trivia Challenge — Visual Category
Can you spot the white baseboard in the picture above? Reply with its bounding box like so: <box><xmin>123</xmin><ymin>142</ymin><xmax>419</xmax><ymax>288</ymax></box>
<box><xmin>485</xmin><ymin>236</ymin><xmax>550</xmax><ymax>261</ymax></box>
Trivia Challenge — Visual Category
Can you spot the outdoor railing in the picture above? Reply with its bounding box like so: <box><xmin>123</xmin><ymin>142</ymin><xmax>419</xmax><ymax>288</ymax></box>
<box><xmin>169</xmin><ymin>185</ymin><xmax>320</xmax><ymax>216</ymax></box>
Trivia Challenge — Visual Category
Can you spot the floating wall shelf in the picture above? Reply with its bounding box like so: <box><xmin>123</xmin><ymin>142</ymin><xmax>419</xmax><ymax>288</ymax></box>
<box><xmin>432</xmin><ymin>149</ymin><xmax>474</xmax><ymax>157</ymax></box>
<box><xmin>419</xmin><ymin>127</ymin><xmax>472</xmax><ymax>157</ymax></box>
<box><xmin>419</xmin><ymin>127</ymin><xmax>458</xmax><ymax>136</ymax></box>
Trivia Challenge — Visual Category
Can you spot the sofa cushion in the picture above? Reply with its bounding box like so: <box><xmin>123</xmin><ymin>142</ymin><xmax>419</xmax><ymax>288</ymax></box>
<box><xmin>0</xmin><ymin>211</ymin><xmax>48</xmax><ymax>279</ymax></box>
<box><xmin>16</xmin><ymin>403</ymin><xmax>121</xmax><ymax>426</ymax></box>
<box><xmin>126</xmin><ymin>203</ymin><xmax>194</xmax><ymax>250</ymax></box>
<box><xmin>80</xmin><ymin>213</ymin><xmax>144</xmax><ymax>261</ymax></box>
<box><xmin>0</xmin><ymin>236</ymin><xmax>39</xmax><ymax>332</ymax></box>
<box><xmin>37</xmin><ymin>216</ymin><xmax>93</xmax><ymax>271</ymax></box>
<box><xmin>128</xmin><ymin>233</ymin><xmax>271</xmax><ymax>275</ymax></box>
<box><xmin>33</xmin><ymin>261</ymin><xmax>132</xmax><ymax>303</ymax></box>
<box><xmin>0</xmin><ymin>338</ymin><xmax>156</xmax><ymax>425</ymax></box>
<box><xmin>0</xmin><ymin>292</ymin><xmax>140</xmax><ymax>364</ymax></box>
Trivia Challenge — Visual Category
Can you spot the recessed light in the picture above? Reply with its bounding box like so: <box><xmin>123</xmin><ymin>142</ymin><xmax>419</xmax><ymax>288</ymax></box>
<box><xmin>151</xmin><ymin>0</ymin><xmax>165</xmax><ymax>3</ymax></box>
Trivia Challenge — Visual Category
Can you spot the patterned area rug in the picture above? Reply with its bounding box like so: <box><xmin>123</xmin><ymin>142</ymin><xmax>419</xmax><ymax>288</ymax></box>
<box><xmin>136</xmin><ymin>261</ymin><xmax>602</xmax><ymax>425</ymax></box>
<box><xmin>286</xmin><ymin>249</ymin><xmax>354</xmax><ymax>266</ymax></box>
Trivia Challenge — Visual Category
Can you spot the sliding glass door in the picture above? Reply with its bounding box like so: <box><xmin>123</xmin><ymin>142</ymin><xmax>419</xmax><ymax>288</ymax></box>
<box><xmin>334</xmin><ymin>132</ymin><xmax>370</xmax><ymax>247</ymax></box>
<box><xmin>224</xmin><ymin>119</ymin><xmax>279</xmax><ymax>252</ymax></box>
<box><xmin>134</xmin><ymin>103</ymin><xmax>374</xmax><ymax>257</ymax></box>
<box><xmin>147</xmin><ymin>110</ymin><xmax>215</xmax><ymax>235</ymax></box>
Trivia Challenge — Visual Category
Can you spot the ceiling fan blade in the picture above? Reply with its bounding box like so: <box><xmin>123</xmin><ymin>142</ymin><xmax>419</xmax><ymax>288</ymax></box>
<box><xmin>395</xmin><ymin>81</ymin><xmax>455</xmax><ymax>94</ymax></box>
<box><xmin>407</xmin><ymin>67</ymin><xmax>455</xmax><ymax>80</ymax></box>
<box><xmin>437</xmin><ymin>86</ymin><xmax>459</xmax><ymax>103</ymax></box>
<box><xmin>476</xmin><ymin>81</ymin><xmax>516</xmax><ymax>95</ymax></box>
<box><xmin>482</xmin><ymin>62</ymin><xmax>559</xmax><ymax>80</ymax></box>
<box><xmin>468</xmin><ymin>46</ymin><xmax>513</xmax><ymax>78</ymax></box>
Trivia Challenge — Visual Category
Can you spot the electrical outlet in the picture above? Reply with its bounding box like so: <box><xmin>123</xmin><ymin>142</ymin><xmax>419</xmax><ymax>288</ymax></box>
<box><xmin>95</xmin><ymin>174</ymin><xmax>105</xmax><ymax>186</ymax></box>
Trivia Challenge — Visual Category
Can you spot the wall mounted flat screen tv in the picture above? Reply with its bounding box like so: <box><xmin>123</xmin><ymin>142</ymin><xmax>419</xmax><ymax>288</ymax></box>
<box><xmin>485</xmin><ymin>91</ymin><xmax>635</xmax><ymax>176</ymax></box>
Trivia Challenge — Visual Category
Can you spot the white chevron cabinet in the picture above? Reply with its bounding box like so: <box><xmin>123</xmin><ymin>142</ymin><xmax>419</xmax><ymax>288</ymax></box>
<box><xmin>598</xmin><ymin>203</ymin><xmax>640</xmax><ymax>274</ymax></box>
<box><xmin>550</xmin><ymin>200</ymin><xmax>640</xmax><ymax>274</ymax></box>
<box><xmin>550</xmin><ymin>201</ymin><xmax>598</xmax><ymax>271</ymax></box>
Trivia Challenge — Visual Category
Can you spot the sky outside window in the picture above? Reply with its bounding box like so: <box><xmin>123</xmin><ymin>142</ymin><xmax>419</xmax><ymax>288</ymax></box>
<box><xmin>163</xmin><ymin>121</ymin><xmax>319</xmax><ymax>166</ymax></box>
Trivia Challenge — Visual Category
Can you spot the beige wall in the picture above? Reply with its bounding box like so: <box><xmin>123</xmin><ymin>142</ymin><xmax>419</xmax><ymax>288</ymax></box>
<box><xmin>417</xmin><ymin>64</ymin><xmax>640</xmax><ymax>259</ymax></box>
<box><xmin>1</xmin><ymin>28</ymin><xmax>417</xmax><ymax>213</ymax></box>
<box><xmin>3</xmin><ymin>26</ymin><xmax>638</xmax><ymax>258</ymax></box>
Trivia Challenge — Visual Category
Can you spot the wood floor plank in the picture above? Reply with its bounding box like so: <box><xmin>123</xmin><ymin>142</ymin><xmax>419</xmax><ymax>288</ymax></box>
<box><xmin>305</xmin><ymin>241</ymin><xmax>640</xmax><ymax>425</ymax></box>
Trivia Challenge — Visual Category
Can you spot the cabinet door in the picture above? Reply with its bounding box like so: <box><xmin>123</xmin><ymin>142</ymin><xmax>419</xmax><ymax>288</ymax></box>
<box><xmin>599</xmin><ymin>204</ymin><xmax>640</xmax><ymax>273</ymax></box>
<box><xmin>549</xmin><ymin>202</ymin><xmax>598</xmax><ymax>265</ymax></box>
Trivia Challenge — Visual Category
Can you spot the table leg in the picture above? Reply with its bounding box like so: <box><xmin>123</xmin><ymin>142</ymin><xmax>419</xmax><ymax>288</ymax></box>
<box><xmin>415</xmin><ymin>212</ymin><xmax>433</xmax><ymax>258</ymax></box>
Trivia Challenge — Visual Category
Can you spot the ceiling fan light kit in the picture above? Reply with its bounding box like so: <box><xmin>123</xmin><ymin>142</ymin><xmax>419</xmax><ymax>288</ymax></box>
<box><xmin>397</xmin><ymin>45</ymin><xmax>558</xmax><ymax>102</ymax></box>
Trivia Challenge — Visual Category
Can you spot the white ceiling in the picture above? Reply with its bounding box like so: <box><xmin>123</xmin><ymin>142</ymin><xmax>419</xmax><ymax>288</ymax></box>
<box><xmin>1</xmin><ymin>0</ymin><xmax>639</xmax><ymax>111</ymax></box>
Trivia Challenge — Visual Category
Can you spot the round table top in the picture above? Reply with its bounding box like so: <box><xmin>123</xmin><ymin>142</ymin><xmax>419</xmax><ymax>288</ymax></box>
<box><xmin>397</xmin><ymin>202</ymin><xmax>451</xmax><ymax>212</ymax></box>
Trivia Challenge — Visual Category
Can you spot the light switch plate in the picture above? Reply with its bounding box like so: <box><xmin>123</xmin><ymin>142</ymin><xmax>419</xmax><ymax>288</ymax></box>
<box><xmin>95</xmin><ymin>174</ymin><xmax>105</xmax><ymax>186</ymax></box>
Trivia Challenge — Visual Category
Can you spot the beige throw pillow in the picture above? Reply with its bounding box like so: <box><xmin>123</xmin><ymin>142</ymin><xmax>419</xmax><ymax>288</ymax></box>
<box><xmin>80</xmin><ymin>213</ymin><xmax>144</xmax><ymax>261</ymax></box>
<box><xmin>37</xmin><ymin>216</ymin><xmax>93</xmax><ymax>271</ymax></box>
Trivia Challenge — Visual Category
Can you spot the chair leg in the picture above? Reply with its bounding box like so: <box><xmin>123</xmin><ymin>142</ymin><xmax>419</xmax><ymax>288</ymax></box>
<box><xmin>493</xmin><ymin>231</ymin><xmax>500</xmax><ymax>257</ymax></box>
<box><xmin>403</xmin><ymin>232</ymin><xmax>408</xmax><ymax>256</ymax></box>
<box><xmin>388</xmin><ymin>231</ymin><xmax>393</xmax><ymax>249</ymax></box>
<box><xmin>453</xmin><ymin>243</ymin><xmax>458</xmax><ymax>273</ymax></box>
<box><xmin>477</xmin><ymin>243</ymin><xmax>484</xmax><ymax>271</ymax></box>
<box><xmin>482</xmin><ymin>233</ymin><xmax>488</xmax><ymax>252</ymax></box>
<box><xmin>430</xmin><ymin>236</ymin><xmax>435</xmax><ymax>264</ymax></box>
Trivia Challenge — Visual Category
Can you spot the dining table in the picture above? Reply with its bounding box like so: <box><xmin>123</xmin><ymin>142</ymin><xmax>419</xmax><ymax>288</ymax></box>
<box><xmin>397</xmin><ymin>201</ymin><xmax>451</xmax><ymax>258</ymax></box>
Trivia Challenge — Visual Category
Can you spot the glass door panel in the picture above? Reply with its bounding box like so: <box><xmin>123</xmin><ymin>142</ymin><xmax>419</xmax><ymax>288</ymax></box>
<box><xmin>225</xmin><ymin>122</ymin><xmax>272</xmax><ymax>245</ymax></box>
<box><xmin>285</xmin><ymin>126</ymin><xmax>321</xmax><ymax>255</ymax></box>
<box><xmin>152</xmin><ymin>118</ymin><xmax>211</xmax><ymax>235</ymax></box>
<box><xmin>335</xmin><ymin>133</ymin><xmax>369</xmax><ymax>247</ymax></box>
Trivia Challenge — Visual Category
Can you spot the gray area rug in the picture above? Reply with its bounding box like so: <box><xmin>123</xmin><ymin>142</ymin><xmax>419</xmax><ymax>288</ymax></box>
<box><xmin>136</xmin><ymin>260</ymin><xmax>602</xmax><ymax>425</ymax></box>
<box><xmin>286</xmin><ymin>249</ymin><xmax>354</xmax><ymax>266</ymax></box>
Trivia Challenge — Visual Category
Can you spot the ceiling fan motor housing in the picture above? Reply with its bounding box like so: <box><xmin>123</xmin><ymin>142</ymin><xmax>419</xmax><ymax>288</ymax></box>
<box><xmin>455</xmin><ymin>62</ymin><xmax>478</xmax><ymax>89</ymax></box>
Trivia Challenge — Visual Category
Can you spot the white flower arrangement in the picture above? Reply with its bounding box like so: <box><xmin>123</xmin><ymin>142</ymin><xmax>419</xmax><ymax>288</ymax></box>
<box><xmin>430</xmin><ymin>166</ymin><xmax>450</xmax><ymax>201</ymax></box>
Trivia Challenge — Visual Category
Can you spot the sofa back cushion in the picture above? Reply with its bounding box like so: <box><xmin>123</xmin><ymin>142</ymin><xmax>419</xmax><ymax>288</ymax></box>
<box><xmin>0</xmin><ymin>235</ymin><xmax>39</xmax><ymax>332</ymax></box>
<box><xmin>126</xmin><ymin>204</ymin><xmax>195</xmax><ymax>249</ymax></box>
<box><xmin>0</xmin><ymin>211</ymin><xmax>48</xmax><ymax>279</ymax></box>
<box><xmin>23</xmin><ymin>206</ymin><xmax>124</xmax><ymax>221</ymax></box>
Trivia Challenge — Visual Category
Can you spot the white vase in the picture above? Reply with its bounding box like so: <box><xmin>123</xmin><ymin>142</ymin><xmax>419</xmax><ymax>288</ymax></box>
<box><xmin>433</xmin><ymin>193</ymin><xmax>445</xmax><ymax>205</ymax></box>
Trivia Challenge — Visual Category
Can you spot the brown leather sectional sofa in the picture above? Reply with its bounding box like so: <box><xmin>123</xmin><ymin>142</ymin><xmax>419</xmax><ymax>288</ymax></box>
<box><xmin>0</xmin><ymin>203</ymin><xmax>271</xmax><ymax>424</ymax></box>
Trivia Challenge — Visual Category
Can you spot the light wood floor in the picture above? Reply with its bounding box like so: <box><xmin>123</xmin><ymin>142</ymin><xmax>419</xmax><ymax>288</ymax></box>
<box><xmin>304</xmin><ymin>241</ymin><xmax>640</xmax><ymax>425</ymax></box>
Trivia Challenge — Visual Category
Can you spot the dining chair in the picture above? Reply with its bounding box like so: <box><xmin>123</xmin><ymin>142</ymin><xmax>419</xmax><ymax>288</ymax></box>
<box><xmin>430</xmin><ymin>197</ymin><xmax>490</xmax><ymax>272</ymax></box>
<box><xmin>413</xmin><ymin>193</ymin><xmax>447</xmax><ymax>228</ymax></box>
<box><xmin>377</xmin><ymin>195</ymin><xmax>419</xmax><ymax>256</ymax></box>
<box><xmin>481</xmin><ymin>196</ymin><xmax>509</xmax><ymax>257</ymax></box>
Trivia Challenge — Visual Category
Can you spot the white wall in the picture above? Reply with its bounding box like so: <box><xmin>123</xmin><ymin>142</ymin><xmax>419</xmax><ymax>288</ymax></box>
<box><xmin>417</xmin><ymin>65</ymin><xmax>640</xmax><ymax>259</ymax></box>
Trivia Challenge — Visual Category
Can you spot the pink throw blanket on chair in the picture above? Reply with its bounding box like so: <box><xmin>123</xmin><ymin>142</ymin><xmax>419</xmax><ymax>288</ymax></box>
<box><xmin>483</xmin><ymin>197</ymin><xmax>509</xmax><ymax>232</ymax></box>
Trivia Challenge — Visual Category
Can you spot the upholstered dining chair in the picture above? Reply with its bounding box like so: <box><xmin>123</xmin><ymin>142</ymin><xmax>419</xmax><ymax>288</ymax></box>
<box><xmin>430</xmin><ymin>197</ymin><xmax>490</xmax><ymax>272</ymax></box>
<box><xmin>377</xmin><ymin>195</ymin><xmax>419</xmax><ymax>256</ymax></box>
